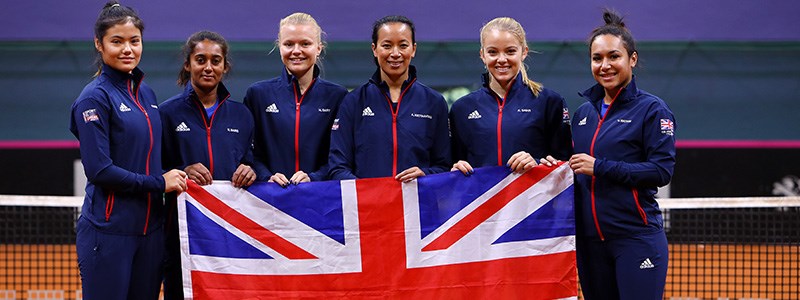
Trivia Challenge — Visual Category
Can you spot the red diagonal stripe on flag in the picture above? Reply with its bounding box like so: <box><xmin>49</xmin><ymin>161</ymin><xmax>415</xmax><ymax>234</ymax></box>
<box><xmin>422</xmin><ymin>166</ymin><xmax>553</xmax><ymax>251</ymax></box>
<box><xmin>186</xmin><ymin>181</ymin><xmax>317</xmax><ymax>259</ymax></box>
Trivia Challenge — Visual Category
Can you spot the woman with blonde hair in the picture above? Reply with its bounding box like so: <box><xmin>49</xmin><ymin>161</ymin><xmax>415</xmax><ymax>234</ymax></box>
<box><xmin>449</xmin><ymin>17</ymin><xmax>572</xmax><ymax>175</ymax></box>
<box><xmin>244</xmin><ymin>12</ymin><xmax>348</xmax><ymax>186</ymax></box>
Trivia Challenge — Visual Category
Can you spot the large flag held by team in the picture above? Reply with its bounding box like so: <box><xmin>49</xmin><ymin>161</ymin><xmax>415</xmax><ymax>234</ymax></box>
<box><xmin>177</xmin><ymin>163</ymin><xmax>577</xmax><ymax>299</ymax></box>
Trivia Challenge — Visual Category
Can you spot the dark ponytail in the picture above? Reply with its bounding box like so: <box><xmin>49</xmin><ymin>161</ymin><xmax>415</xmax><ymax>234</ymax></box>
<box><xmin>588</xmin><ymin>8</ymin><xmax>636</xmax><ymax>57</ymax></box>
<box><xmin>93</xmin><ymin>1</ymin><xmax>145</xmax><ymax>77</ymax></box>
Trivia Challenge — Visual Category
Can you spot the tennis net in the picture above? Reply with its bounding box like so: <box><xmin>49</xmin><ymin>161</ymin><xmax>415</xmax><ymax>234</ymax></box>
<box><xmin>0</xmin><ymin>195</ymin><xmax>798</xmax><ymax>299</ymax></box>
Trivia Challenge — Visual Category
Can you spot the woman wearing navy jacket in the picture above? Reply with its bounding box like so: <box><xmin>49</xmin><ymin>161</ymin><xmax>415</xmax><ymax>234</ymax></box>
<box><xmin>244</xmin><ymin>12</ymin><xmax>348</xmax><ymax>186</ymax></box>
<box><xmin>450</xmin><ymin>17</ymin><xmax>572</xmax><ymax>175</ymax></box>
<box><xmin>69</xmin><ymin>2</ymin><xmax>186</xmax><ymax>299</ymax></box>
<box><xmin>159</xmin><ymin>30</ymin><xmax>256</xmax><ymax>299</ymax></box>
<box><xmin>543</xmin><ymin>9</ymin><xmax>676</xmax><ymax>299</ymax></box>
<box><xmin>328</xmin><ymin>15</ymin><xmax>450</xmax><ymax>181</ymax></box>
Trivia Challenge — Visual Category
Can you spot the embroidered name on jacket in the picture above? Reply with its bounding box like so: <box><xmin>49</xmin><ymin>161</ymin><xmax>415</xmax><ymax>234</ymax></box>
<box><xmin>411</xmin><ymin>113</ymin><xmax>432</xmax><ymax>119</ymax></box>
<box><xmin>517</xmin><ymin>108</ymin><xmax>531</xmax><ymax>113</ymax></box>
<box><xmin>227</xmin><ymin>128</ymin><xmax>239</xmax><ymax>133</ymax></box>
<box><xmin>318</xmin><ymin>108</ymin><xmax>331</xmax><ymax>113</ymax></box>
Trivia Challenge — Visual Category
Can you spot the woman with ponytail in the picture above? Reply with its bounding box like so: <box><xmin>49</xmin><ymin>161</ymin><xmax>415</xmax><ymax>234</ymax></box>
<box><xmin>449</xmin><ymin>17</ymin><xmax>572</xmax><ymax>175</ymax></box>
<box><xmin>69</xmin><ymin>1</ymin><xmax>186</xmax><ymax>299</ymax></box>
<box><xmin>543</xmin><ymin>9</ymin><xmax>676</xmax><ymax>299</ymax></box>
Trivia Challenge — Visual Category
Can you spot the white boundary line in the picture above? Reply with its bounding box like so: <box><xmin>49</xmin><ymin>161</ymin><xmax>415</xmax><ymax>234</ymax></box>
<box><xmin>1</xmin><ymin>195</ymin><xmax>799</xmax><ymax>210</ymax></box>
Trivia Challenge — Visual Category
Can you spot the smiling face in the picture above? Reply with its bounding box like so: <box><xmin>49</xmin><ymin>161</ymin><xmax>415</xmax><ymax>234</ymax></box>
<box><xmin>372</xmin><ymin>22</ymin><xmax>417</xmax><ymax>82</ymax></box>
<box><xmin>279</xmin><ymin>23</ymin><xmax>322</xmax><ymax>78</ymax></box>
<box><xmin>185</xmin><ymin>39</ymin><xmax>227</xmax><ymax>93</ymax></box>
<box><xmin>95</xmin><ymin>21</ymin><xmax>142</xmax><ymax>73</ymax></box>
<box><xmin>480</xmin><ymin>28</ymin><xmax>528</xmax><ymax>88</ymax></box>
<box><xmin>590</xmin><ymin>34</ymin><xmax>637</xmax><ymax>99</ymax></box>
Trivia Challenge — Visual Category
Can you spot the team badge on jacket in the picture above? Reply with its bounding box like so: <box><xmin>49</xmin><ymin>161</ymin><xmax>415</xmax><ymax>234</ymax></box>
<box><xmin>82</xmin><ymin>109</ymin><xmax>99</xmax><ymax>123</ymax></box>
<box><xmin>660</xmin><ymin>119</ymin><xmax>674</xmax><ymax>136</ymax></box>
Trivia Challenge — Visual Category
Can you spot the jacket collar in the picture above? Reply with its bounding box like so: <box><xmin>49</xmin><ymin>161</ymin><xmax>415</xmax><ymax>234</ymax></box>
<box><xmin>281</xmin><ymin>64</ymin><xmax>320</xmax><ymax>88</ymax></box>
<box><xmin>481</xmin><ymin>72</ymin><xmax>524</xmax><ymax>99</ymax></box>
<box><xmin>579</xmin><ymin>75</ymin><xmax>639</xmax><ymax>107</ymax></box>
<box><xmin>101</xmin><ymin>63</ymin><xmax>144</xmax><ymax>90</ymax></box>
<box><xmin>369</xmin><ymin>65</ymin><xmax>418</xmax><ymax>91</ymax></box>
<box><xmin>183</xmin><ymin>81</ymin><xmax>231</xmax><ymax>105</ymax></box>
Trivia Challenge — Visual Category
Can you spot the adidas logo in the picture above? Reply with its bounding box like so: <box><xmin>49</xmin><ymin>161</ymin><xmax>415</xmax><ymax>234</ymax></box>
<box><xmin>119</xmin><ymin>103</ymin><xmax>131</xmax><ymax>112</ymax></box>
<box><xmin>467</xmin><ymin>110</ymin><xmax>481</xmax><ymax>120</ymax></box>
<box><xmin>362</xmin><ymin>107</ymin><xmax>375</xmax><ymax>117</ymax></box>
<box><xmin>578</xmin><ymin>117</ymin><xmax>587</xmax><ymax>126</ymax></box>
<box><xmin>175</xmin><ymin>122</ymin><xmax>190</xmax><ymax>132</ymax></box>
<box><xmin>640</xmin><ymin>258</ymin><xmax>655</xmax><ymax>269</ymax></box>
<box><xmin>265</xmin><ymin>103</ymin><xmax>279</xmax><ymax>113</ymax></box>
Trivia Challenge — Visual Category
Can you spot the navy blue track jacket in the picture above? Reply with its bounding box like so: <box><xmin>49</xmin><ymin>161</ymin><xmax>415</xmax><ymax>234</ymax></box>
<box><xmin>571</xmin><ymin>77</ymin><xmax>676</xmax><ymax>240</ymax></box>
<box><xmin>244</xmin><ymin>66</ymin><xmax>347</xmax><ymax>181</ymax></box>
<box><xmin>160</xmin><ymin>83</ymin><xmax>255</xmax><ymax>180</ymax></box>
<box><xmin>449</xmin><ymin>73</ymin><xmax>573</xmax><ymax>167</ymax></box>
<box><xmin>70</xmin><ymin>64</ymin><xmax>165</xmax><ymax>235</ymax></box>
<box><xmin>328</xmin><ymin>66</ymin><xmax>451</xmax><ymax>180</ymax></box>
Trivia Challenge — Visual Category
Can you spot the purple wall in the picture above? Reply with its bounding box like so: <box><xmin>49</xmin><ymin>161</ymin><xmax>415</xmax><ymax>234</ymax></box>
<box><xmin>2</xmin><ymin>0</ymin><xmax>799</xmax><ymax>42</ymax></box>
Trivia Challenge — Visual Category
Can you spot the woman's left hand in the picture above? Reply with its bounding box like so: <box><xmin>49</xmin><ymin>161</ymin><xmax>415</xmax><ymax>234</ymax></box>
<box><xmin>289</xmin><ymin>171</ymin><xmax>311</xmax><ymax>184</ymax></box>
<box><xmin>231</xmin><ymin>164</ymin><xmax>257</xmax><ymax>187</ymax></box>
<box><xmin>507</xmin><ymin>151</ymin><xmax>537</xmax><ymax>173</ymax></box>
<box><xmin>568</xmin><ymin>153</ymin><xmax>596</xmax><ymax>176</ymax></box>
<box><xmin>395</xmin><ymin>166</ymin><xmax>426</xmax><ymax>182</ymax></box>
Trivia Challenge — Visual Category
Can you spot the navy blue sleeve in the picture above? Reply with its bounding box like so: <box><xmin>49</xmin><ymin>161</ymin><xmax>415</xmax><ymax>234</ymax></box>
<box><xmin>72</xmin><ymin>97</ymin><xmax>165</xmax><ymax>192</ymax></box>
<box><xmin>420</xmin><ymin>95</ymin><xmax>451</xmax><ymax>175</ymax></box>
<box><xmin>449</xmin><ymin>100</ymin><xmax>468</xmax><ymax>163</ymax></box>
<box><xmin>308</xmin><ymin>87</ymin><xmax>348</xmax><ymax>182</ymax></box>
<box><xmin>160</xmin><ymin>105</ymin><xmax>185</xmax><ymax>171</ymax></box>
<box><xmin>328</xmin><ymin>93</ymin><xmax>358</xmax><ymax>180</ymax></box>
<box><xmin>594</xmin><ymin>102</ymin><xmax>676</xmax><ymax>188</ymax></box>
<box><xmin>547</xmin><ymin>94</ymin><xmax>574</xmax><ymax>161</ymax></box>
<box><xmin>240</xmin><ymin>109</ymin><xmax>256</xmax><ymax>170</ymax></box>
<box><xmin>243</xmin><ymin>87</ymin><xmax>273</xmax><ymax>181</ymax></box>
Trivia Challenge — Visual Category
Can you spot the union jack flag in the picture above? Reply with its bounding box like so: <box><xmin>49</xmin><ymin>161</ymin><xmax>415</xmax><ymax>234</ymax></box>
<box><xmin>660</xmin><ymin>118</ymin><xmax>674</xmax><ymax>131</ymax></box>
<box><xmin>178</xmin><ymin>164</ymin><xmax>577</xmax><ymax>299</ymax></box>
